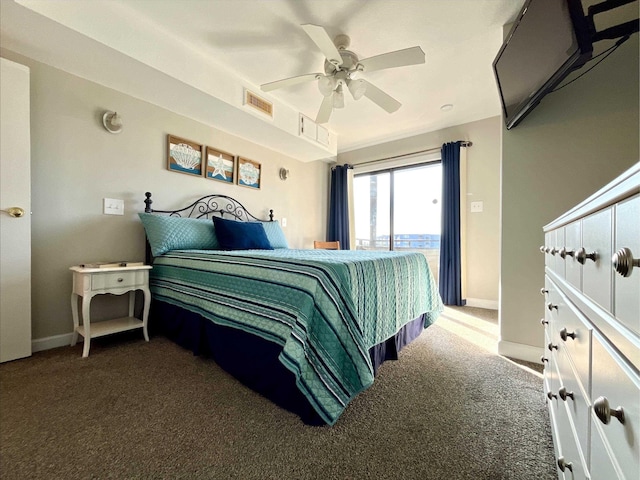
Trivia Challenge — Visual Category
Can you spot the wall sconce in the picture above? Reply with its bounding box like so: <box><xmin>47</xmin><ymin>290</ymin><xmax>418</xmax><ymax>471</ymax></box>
<box><xmin>102</xmin><ymin>111</ymin><xmax>123</xmax><ymax>134</ymax></box>
<box><xmin>279</xmin><ymin>168</ymin><xmax>290</xmax><ymax>181</ymax></box>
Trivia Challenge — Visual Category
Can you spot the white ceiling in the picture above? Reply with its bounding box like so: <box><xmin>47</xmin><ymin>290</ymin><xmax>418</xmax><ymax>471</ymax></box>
<box><xmin>0</xmin><ymin>0</ymin><xmax>525</xmax><ymax>159</ymax></box>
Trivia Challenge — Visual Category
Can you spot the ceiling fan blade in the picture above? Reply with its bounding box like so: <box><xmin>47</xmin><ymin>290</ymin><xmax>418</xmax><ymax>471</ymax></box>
<box><xmin>260</xmin><ymin>73</ymin><xmax>321</xmax><ymax>92</ymax></box>
<box><xmin>357</xmin><ymin>46</ymin><xmax>425</xmax><ymax>73</ymax></box>
<box><xmin>361</xmin><ymin>80</ymin><xmax>401</xmax><ymax>113</ymax></box>
<box><xmin>316</xmin><ymin>95</ymin><xmax>333</xmax><ymax>124</ymax></box>
<box><xmin>301</xmin><ymin>24</ymin><xmax>343</xmax><ymax>67</ymax></box>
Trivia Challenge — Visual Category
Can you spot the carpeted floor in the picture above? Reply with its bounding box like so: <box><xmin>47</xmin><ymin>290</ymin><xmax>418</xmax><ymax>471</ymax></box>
<box><xmin>0</xmin><ymin>307</ymin><xmax>555</xmax><ymax>480</ymax></box>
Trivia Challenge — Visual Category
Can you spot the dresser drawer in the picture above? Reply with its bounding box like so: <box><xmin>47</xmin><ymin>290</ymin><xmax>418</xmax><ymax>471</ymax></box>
<box><xmin>581</xmin><ymin>207</ymin><xmax>613</xmax><ymax>312</ymax></box>
<box><xmin>554</xmin><ymin>396</ymin><xmax>590</xmax><ymax>479</ymax></box>
<box><xmin>614</xmin><ymin>194</ymin><xmax>640</xmax><ymax>335</ymax></box>
<box><xmin>591</xmin><ymin>332</ymin><xmax>640</xmax><ymax>479</ymax></box>
<box><xmin>552</xmin><ymin>281</ymin><xmax>592</xmax><ymax>390</ymax></box>
<box><xmin>91</xmin><ymin>271</ymin><xmax>142</xmax><ymax>291</ymax></box>
<box><xmin>555</xmin><ymin>348</ymin><xmax>590</xmax><ymax>458</ymax></box>
<box><xmin>590</xmin><ymin>420</ymin><xmax>625</xmax><ymax>480</ymax></box>
<box><xmin>564</xmin><ymin>220</ymin><xmax>581</xmax><ymax>290</ymax></box>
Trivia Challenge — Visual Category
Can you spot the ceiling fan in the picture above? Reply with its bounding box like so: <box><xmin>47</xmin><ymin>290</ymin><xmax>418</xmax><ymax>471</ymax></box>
<box><xmin>260</xmin><ymin>24</ymin><xmax>425</xmax><ymax>124</ymax></box>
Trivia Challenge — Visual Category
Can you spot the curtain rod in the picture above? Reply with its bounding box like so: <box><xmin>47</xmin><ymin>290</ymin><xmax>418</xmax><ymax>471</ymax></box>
<box><xmin>351</xmin><ymin>140</ymin><xmax>472</xmax><ymax>168</ymax></box>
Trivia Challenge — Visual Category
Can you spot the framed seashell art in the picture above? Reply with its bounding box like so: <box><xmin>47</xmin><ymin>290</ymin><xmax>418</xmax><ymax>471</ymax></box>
<box><xmin>205</xmin><ymin>146</ymin><xmax>236</xmax><ymax>184</ymax></box>
<box><xmin>167</xmin><ymin>135</ymin><xmax>203</xmax><ymax>176</ymax></box>
<box><xmin>237</xmin><ymin>157</ymin><xmax>262</xmax><ymax>189</ymax></box>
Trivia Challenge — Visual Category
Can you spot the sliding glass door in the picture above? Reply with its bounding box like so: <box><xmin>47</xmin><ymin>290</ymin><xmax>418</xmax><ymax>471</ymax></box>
<box><xmin>353</xmin><ymin>162</ymin><xmax>442</xmax><ymax>282</ymax></box>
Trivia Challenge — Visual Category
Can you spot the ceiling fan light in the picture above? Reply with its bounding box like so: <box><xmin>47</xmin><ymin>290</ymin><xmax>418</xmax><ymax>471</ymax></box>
<box><xmin>347</xmin><ymin>79</ymin><xmax>367</xmax><ymax>100</ymax></box>
<box><xmin>317</xmin><ymin>76</ymin><xmax>335</xmax><ymax>97</ymax></box>
<box><xmin>333</xmin><ymin>84</ymin><xmax>345</xmax><ymax>109</ymax></box>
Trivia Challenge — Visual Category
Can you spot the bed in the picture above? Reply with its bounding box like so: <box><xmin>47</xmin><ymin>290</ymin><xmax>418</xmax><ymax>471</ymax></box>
<box><xmin>140</xmin><ymin>192</ymin><xmax>443</xmax><ymax>425</ymax></box>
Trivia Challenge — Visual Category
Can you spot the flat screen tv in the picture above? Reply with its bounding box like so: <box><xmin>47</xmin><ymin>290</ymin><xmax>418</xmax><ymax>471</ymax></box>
<box><xmin>493</xmin><ymin>0</ymin><xmax>593</xmax><ymax>129</ymax></box>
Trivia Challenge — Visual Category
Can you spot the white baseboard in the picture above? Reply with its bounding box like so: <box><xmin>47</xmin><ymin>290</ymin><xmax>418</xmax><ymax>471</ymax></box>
<box><xmin>465</xmin><ymin>298</ymin><xmax>499</xmax><ymax>310</ymax></box>
<box><xmin>32</xmin><ymin>333</ymin><xmax>74</xmax><ymax>353</ymax></box>
<box><xmin>498</xmin><ymin>340</ymin><xmax>543</xmax><ymax>364</ymax></box>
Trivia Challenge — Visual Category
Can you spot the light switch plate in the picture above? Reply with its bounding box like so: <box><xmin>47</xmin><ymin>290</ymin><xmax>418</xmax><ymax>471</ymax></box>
<box><xmin>470</xmin><ymin>201</ymin><xmax>484</xmax><ymax>213</ymax></box>
<box><xmin>281</xmin><ymin>217</ymin><xmax>287</xmax><ymax>227</ymax></box>
<box><xmin>104</xmin><ymin>198</ymin><xmax>124</xmax><ymax>215</ymax></box>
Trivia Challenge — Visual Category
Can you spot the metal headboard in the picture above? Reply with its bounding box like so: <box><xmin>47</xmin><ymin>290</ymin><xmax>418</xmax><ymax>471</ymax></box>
<box><xmin>143</xmin><ymin>192</ymin><xmax>274</xmax><ymax>263</ymax></box>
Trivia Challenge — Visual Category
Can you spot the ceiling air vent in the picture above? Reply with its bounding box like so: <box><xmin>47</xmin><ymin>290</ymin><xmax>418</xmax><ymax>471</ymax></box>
<box><xmin>244</xmin><ymin>89</ymin><xmax>273</xmax><ymax>118</ymax></box>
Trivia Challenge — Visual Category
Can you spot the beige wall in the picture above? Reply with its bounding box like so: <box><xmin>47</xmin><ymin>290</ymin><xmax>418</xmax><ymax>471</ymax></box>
<box><xmin>338</xmin><ymin>116</ymin><xmax>502</xmax><ymax>307</ymax></box>
<box><xmin>1</xmin><ymin>50</ymin><xmax>329</xmax><ymax>341</ymax></box>
<box><xmin>499</xmin><ymin>37</ymin><xmax>639</xmax><ymax>358</ymax></box>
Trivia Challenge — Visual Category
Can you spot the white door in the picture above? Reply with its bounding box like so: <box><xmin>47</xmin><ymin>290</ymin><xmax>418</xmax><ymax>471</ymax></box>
<box><xmin>0</xmin><ymin>57</ymin><xmax>32</xmax><ymax>362</ymax></box>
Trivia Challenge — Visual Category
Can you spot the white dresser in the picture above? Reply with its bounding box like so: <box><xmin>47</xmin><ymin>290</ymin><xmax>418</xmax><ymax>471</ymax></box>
<box><xmin>542</xmin><ymin>163</ymin><xmax>639</xmax><ymax>480</ymax></box>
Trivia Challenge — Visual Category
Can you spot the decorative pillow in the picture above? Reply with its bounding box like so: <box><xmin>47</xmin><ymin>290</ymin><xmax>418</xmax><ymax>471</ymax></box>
<box><xmin>212</xmin><ymin>216</ymin><xmax>273</xmax><ymax>250</ymax></box>
<box><xmin>138</xmin><ymin>213</ymin><xmax>220</xmax><ymax>257</ymax></box>
<box><xmin>261</xmin><ymin>221</ymin><xmax>289</xmax><ymax>249</ymax></box>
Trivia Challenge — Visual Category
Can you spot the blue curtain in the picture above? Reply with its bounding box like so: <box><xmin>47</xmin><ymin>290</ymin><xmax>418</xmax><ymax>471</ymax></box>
<box><xmin>439</xmin><ymin>142</ymin><xmax>465</xmax><ymax>306</ymax></box>
<box><xmin>328</xmin><ymin>164</ymin><xmax>352</xmax><ymax>250</ymax></box>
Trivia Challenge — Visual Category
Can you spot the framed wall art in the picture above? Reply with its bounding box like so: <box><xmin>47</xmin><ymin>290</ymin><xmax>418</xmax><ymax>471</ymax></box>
<box><xmin>237</xmin><ymin>157</ymin><xmax>262</xmax><ymax>189</ymax></box>
<box><xmin>205</xmin><ymin>147</ymin><xmax>235</xmax><ymax>184</ymax></box>
<box><xmin>167</xmin><ymin>135</ymin><xmax>203</xmax><ymax>176</ymax></box>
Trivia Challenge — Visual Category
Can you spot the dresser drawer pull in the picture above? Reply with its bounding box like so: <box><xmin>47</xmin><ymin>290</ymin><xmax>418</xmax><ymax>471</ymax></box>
<box><xmin>594</xmin><ymin>396</ymin><xmax>625</xmax><ymax>425</ymax></box>
<box><xmin>558</xmin><ymin>386</ymin><xmax>574</xmax><ymax>401</ymax></box>
<box><xmin>540</xmin><ymin>288</ymin><xmax>548</xmax><ymax>295</ymax></box>
<box><xmin>548</xmin><ymin>342</ymin><xmax>558</xmax><ymax>351</ymax></box>
<box><xmin>539</xmin><ymin>246</ymin><xmax>547</xmax><ymax>253</ymax></box>
<box><xmin>540</xmin><ymin>318</ymin><xmax>549</xmax><ymax>326</ymax></box>
<box><xmin>576</xmin><ymin>247</ymin><xmax>597</xmax><ymax>264</ymax></box>
<box><xmin>559</xmin><ymin>248</ymin><xmax>574</xmax><ymax>259</ymax></box>
<box><xmin>559</xmin><ymin>328</ymin><xmax>576</xmax><ymax>341</ymax></box>
<box><xmin>540</xmin><ymin>356</ymin><xmax>549</xmax><ymax>364</ymax></box>
<box><xmin>547</xmin><ymin>391</ymin><xmax>557</xmax><ymax>400</ymax></box>
<box><xmin>612</xmin><ymin>247</ymin><xmax>639</xmax><ymax>278</ymax></box>
<box><xmin>550</xmin><ymin>247</ymin><xmax>559</xmax><ymax>256</ymax></box>
<box><xmin>547</xmin><ymin>302</ymin><xmax>558</xmax><ymax>312</ymax></box>
<box><xmin>557</xmin><ymin>457</ymin><xmax>573</xmax><ymax>473</ymax></box>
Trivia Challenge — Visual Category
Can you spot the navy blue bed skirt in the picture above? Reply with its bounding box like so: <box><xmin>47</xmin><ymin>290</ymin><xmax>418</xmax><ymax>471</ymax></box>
<box><xmin>150</xmin><ymin>300</ymin><xmax>426</xmax><ymax>425</ymax></box>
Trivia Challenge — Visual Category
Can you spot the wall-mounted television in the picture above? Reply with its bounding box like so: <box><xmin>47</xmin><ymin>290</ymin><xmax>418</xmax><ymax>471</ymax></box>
<box><xmin>493</xmin><ymin>0</ymin><xmax>593</xmax><ymax>129</ymax></box>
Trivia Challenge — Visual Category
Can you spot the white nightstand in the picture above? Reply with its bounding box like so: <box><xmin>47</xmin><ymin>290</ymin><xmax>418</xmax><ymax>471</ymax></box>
<box><xmin>70</xmin><ymin>265</ymin><xmax>152</xmax><ymax>357</ymax></box>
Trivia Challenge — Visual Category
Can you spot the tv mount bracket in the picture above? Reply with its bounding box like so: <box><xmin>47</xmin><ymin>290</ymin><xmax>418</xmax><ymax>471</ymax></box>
<box><xmin>587</xmin><ymin>0</ymin><xmax>639</xmax><ymax>42</ymax></box>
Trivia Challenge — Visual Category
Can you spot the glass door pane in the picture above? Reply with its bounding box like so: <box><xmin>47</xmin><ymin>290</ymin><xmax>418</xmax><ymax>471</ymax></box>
<box><xmin>393</xmin><ymin>164</ymin><xmax>442</xmax><ymax>283</ymax></box>
<box><xmin>354</xmin><ymin>172</ymin><xmax>390</xmax><ymax>250</ymax></box>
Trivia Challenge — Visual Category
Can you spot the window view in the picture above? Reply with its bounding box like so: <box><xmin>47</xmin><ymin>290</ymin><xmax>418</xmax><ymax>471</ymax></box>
<box><xmin>354</xmin><ymin>163</ymin><xmax>442</xmax><ymax>283</ymax></box>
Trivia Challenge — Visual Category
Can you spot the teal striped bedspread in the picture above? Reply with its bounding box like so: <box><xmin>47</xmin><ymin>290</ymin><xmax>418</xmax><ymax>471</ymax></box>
<box><xmin>150</xmin><ymin>249</ymin><xmax>443</xmax><ymax>425</ymax></box>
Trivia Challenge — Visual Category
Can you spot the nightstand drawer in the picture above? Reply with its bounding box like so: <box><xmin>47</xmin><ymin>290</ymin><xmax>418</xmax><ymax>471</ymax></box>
<box><xmin>91</xmin><ymin>271</ymin><xmax>140</xmax><ymax>290</ymax></box>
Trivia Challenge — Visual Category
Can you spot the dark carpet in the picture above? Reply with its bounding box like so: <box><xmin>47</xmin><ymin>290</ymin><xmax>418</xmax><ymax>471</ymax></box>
<box><xmin>0</xmin><ymin>308</ymin><xmax>555</xmax><ymax>480</ymax></box>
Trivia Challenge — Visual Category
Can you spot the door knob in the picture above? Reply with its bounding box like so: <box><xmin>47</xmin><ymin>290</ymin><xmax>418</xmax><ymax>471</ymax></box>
<box><xmin>1</xmin><ymin>207</ymin><xmax>25</xmax><ymax>218</ymax></box>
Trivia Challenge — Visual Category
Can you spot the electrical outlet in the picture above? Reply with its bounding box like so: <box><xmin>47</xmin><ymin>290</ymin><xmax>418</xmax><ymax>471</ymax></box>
<box><xmin>104</xmin><ymin>198</ymin><xmax>124</xmax><ymax>215</ymax></box>
<box><xmin>470</xmin><ymin>201</ymin><xmax>484</xmax><ymax>213</ymax></box>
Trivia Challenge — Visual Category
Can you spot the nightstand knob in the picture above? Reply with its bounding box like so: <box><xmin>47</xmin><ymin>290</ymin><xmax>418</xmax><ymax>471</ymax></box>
<box><xmin>612</xmin><ymin>247</ymin><xmax>639</xmax><ymax>277</ymax></box>
<box><xmin>557</xmin><ymin>457</ymin><xmax>573</xmax><ymax>473</ymax></box>
<box><xmin>559</xmin><ymin>248</ymin><xmax>574</xmax><ymax>259</ymax></box>
<box><xmin>594</xmin><ymin>396</ymin><xmax>625</xmax><ymax>425</ymax></box>
<box><xmin>576</xmin><ymin>247</ymin><xmax>597</xmax><ymax>264</ymax></box>
<box><xmin>559</xmin><ymin>328</ymin><xmax>576</xmax><ymax>341</ymax></box>
<box><xmin>559</xmin><ymin>386</ymin><xmax>574</xmax><ymax>401</ymax></box>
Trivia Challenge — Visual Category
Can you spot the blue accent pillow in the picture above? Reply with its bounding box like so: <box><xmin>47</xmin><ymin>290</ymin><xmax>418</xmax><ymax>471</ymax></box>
<box><xmin>212</xmin><ymin>216</ymin><xmax>273</xmax><ymax>250</ymax></box>
<box><xmin>138</xmin><ymin>213</ymin><xmax>220</xmax><ymax>257</ymax></box>
<box><xmin>262</xmin><ymin>221</ymin><xmax>289</xmax><ymax>249</ymax></box>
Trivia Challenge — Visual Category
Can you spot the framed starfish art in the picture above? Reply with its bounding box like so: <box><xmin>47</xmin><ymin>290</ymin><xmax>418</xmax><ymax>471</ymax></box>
<box><xmin>204</xmin><ymin>146</ymin><xmax>236</xmax><ymax>184</ymax></box>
